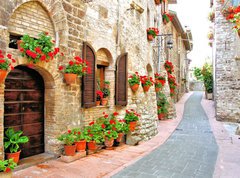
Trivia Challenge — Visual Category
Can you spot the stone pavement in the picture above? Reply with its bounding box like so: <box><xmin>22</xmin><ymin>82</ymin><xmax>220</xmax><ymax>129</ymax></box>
<box><xmin>113</xmin><ymin>92</ymin><xmax>219</xmax><ymax>178</ymax></box>
<box><xmin>201</xmin><ymin>98</ymin><xmax>240</xmax><ymax>178</ymax></box>
<box><xmin>13</xmin><ymin>93</ymin><xmax>192</xmax><ymax>178</ymax></box>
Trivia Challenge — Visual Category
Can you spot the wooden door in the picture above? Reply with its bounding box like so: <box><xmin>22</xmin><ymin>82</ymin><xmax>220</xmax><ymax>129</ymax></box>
<box><xmin>4</xmin><ymin>66</ymin><xmax>44</xmax><ymax>158</ymax></box>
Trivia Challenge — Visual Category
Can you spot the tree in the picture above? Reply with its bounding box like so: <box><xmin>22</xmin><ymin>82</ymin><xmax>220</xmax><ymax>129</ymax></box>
<box><xmin>193</xmin><ymin>67</ymin><xmax>203</xmax><ymax>81</ymax></box>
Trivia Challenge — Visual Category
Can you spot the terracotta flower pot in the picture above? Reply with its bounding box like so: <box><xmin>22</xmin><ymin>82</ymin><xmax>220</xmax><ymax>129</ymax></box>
<box><xmin>96</xmin><ymin>100</ymin><xmax>101</xmax><ymax>106</ymax></box>
<box><xmin>143</xmin><ymin>85</ymin><xmax>150</xmax><ymax>92</ymax></box>
<box><xmin>64</xmin><ymin>144</ymin><xmax>76</xmax><ymax>156</ymax></box>
<box><xmin>0</xmin><ymin>69</ymin><xmax>7</xmax><ymax>83</ymax></box>
<box><xmin>0</xmin><ymin>171</ymin><xmax>12</xmax><ymax>178</ymax></box>
<box><xmin>5</xmin><ymin>150</ymin><xmax>21</xmax><ymax>164</ymax></box>
<box><xmin>104</xmin><ymin>137</ymin><xmax>114</xmax><ymax>150</ymax></box>
<box><xmin>75</xmin><ymin>140</ymin><xmax>86</xmax><ymax>152</ymax></box>
<box><xmin>158</xmin><ymin>113</ymin><xmax>165</xmax><ymax>120</ymax></box>
<box><xmin>87</xmin><ymin>141</ymin><xmax>96</xmax><ymax>151</ymax></box>
<box><xmin>17</xmin><ymin>40</ymin><xmax>23</xmax><ymax>49</ymax></box>
<box><xmin>64</xmin><ymin>73</ymin><xmax>77</xmax><ymax>85</ymax></box>
<box><xmin>101</xmin><ymin>98</ymin><xmax>108</xmax><ymax>106</ymax></box>
<box><xmin>116</xmin><ymin>133</ymin><xmax>124</xmax><ymax>142</ymax></box>
<box><xmin>129</xmin><ymin>121</ymin><xmax>137</xmax><ymax>132</ymax></box>
<box><xmin>154</xmin><ymin>0</ymin><xmax>161</xmax><ymax>5</ymax></box>
<box><xmin>147</xmin><ymin>34</ymin><xmax>154</xmax><ymax>41</ymax></box>
<box><xmin>155</xmin><ymin>87</ymin><xmax>161</xmax><ymax>92</ymax></box>
<box><xmin>130</xmin><ymin>84</ymin><xmax>139</xmax><ymax>92</ymax></box>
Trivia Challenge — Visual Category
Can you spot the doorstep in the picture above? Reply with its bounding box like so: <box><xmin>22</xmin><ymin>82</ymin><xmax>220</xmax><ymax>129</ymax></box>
<box><xmin>14</xmin><ymin>153</ymin><xmax>56</xmax><ymax>171</ymax></box>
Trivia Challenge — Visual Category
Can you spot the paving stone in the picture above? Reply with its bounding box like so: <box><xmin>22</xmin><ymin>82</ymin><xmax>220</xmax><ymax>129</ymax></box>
<box><xmin>112</xmin><ymin>92</ymin><xmax>218</xmax><ymax>178</ymax></box>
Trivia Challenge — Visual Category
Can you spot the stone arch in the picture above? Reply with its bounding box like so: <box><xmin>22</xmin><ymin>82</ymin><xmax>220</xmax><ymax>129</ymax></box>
<box><xmin>96</xmin><ymin>48</ymin><xmax>113</xmax><ymax>66</ymax></box>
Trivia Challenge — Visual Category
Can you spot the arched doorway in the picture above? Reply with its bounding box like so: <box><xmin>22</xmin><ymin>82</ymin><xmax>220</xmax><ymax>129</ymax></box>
<box><xmin>4</xmin><ymin>66</ymin><xmax>45</xmax><ymax>158</ymax></box>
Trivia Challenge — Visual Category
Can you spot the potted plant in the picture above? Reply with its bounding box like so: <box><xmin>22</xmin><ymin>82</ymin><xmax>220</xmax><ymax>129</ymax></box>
<box><xmin>164</xmin><ymin>60</ymin><xmax>174</xmax><ymax>74</ymax></box>
<box><xmin>0</xmin><ymin>50</ymin><xmax>15</xmax><ymax>83</ymax></box>
<box><xmin>162</xmin><ymin>12</ymin><xmax>173</xmax><ymax>24</ymax></box>
<box><xmin>84</xmin><ymin>122</ymin><xmax>104</xmax><ymax>151</ymax></box>
<box><xmin>104</xmin><ymin>80</ymin><xmax>110</xmax><ymax>88</ymax></box>
<box><xmin>140</xmin><ymin>76</ymin><xmax>154</xmax><ymax>92</ymax></box>
<box><xmin>0</xmin><ymin>158</ymin><xmax>17</xmax><ymax>178</ymax></box>
<box><xmin>167</xmin><ymin>74</ymin><xmax>177</xmax><ymax>98</ymax></box>
<box><xmin>72</xmin><ymin>128</ymin><xmax>87</xmax><ymax>152</ymax></box>
<box><xmin>4</xmin><ymin>128</ymin><xmax>29</xmax><ymax>164</ymax></box>
<box><xmin>19</xmin><ymin>32</ymin><xmax>60</xmax><ymax>65</ymax></box>
<box><xmin>57</xmin><ymin>130</ymin><xmax>76</xmax><ymax>156</ymax></box>
<box><xmin>59</xmin><ymin>56</ymin><xmax>90</xmax><ymax>85</ymax></box>
<box><xmin>101</xmin><ymin>87</ymin><xmax>110</xmax><ymax>106</ymax></box>
<box><xmin>207</xmin><ymin>31</ymin><xmax>214</xmax><ymax>40</ymax></box>
<box><xmin>96</xmin><ymin>90</ymin><xmax>103</xmax><ymax>106</ymax></box>
<box><xmin>208</xmin><ymin>11</ymin><xmax>215</xmax><ymax>23</ymax></box>
<box><xmin>115</xmin><ymin>118</ymin><xmax>129</xmax><ymax>143</ymax></box>
<box><xmin>201</xmin><ymin>63</ymin><xmax>213</xmax><ymax>100</ymax></box>
<box><xmin>128</xmin><ymin>72</ymin><xmax>140</xmax><ymax>92</ymax></box>
<box><xmin>146</xmin><ymin>28</ymin><xmax>159</xmax><ymax>41</ymax></box>
<box><xmin>124</xmin><ymin>109</ymin><xmax>140</xmax><ymax>132</ymax></box>
<box><xmin>157</xmin><ymin>92</ymin><xmax>169</xmax><ymax>120</ymax></box>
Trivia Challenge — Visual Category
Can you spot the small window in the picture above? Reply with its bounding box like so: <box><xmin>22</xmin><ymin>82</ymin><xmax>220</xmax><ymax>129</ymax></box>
<box><xmin>9</xmin><ymin>34</ymin><xmax>22</xmax><ymax>49</ymax></box>
<box><xmin>97</xmin><ymin>65</ymin><xmax>106</xmax><ymax>89</ymax></box>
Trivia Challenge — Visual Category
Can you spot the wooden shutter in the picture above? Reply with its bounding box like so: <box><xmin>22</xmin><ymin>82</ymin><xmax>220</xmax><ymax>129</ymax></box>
<box><xmin>82</xmin><ymin>42</ymin><xmax>96</xmax><ymax>108</ymax></box>
<box><xmin>115</xmin><ymin>53</ymin><xmax>128</xmax><ymax>106</ymax></box>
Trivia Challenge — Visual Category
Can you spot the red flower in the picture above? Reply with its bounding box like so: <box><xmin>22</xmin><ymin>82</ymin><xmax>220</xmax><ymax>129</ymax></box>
<box><xmin>89</xmin><ymin>121</ymin><xmax>94</xmax><ymax>126</ymax></box>
<box><xmin>113</xmin><ymin>112</ymin><xmax>118</xmax><ymax>116</ymax></box>
<box><xmin>104</xmin><ymin>114</ymin><xmax>108</xmax><ymax>118</ymax></box>
<box><xmin>89</xmin><ymin>134</ymin><xmax>93</xmax><ymax>137</ymax></box>
<box><xmin>60</xmin><ymin>52</ymin><xmax>64</xmax><ymax>56</ymax></box>
<box><xmin>11</xmin><ymin>58</ymin><xmax>16</xmax><ymax>63</ymax></box>
<box><xmin>5</xmin><ymin>167</ymin><xmax>11</xmax><ymax>173</ymax></box>
<box><xmin>110</xmin><ymin>120</ymin><xmax>116</xmax><ymax>125</ymax></box>
<box><xmin>7</xmin><ymin>54</ymin><xmax>12</xmax><ymax>59</ymax></box>
<box><xmin>88</xmin><ymin>129</ymin><xmax>91</xmax><ymax>133</ymax></box>
<box><xmin>58</xmin><ymin>65</ymin><xmax>64</xmax><ymax>71</ymax></box>
<box><xmin>40</xmin><ymin>55</ymin><xmax>46</xmax><ymax>61</ymax></box>
<box><xmin>20</xmin><ymin>48</ymin><xmax>24</xmax><ymax>52</ymax></box>
<box><xmin>112</xmin><ymin>127</ymin><xmax>116</xmax><ymax>131</ymax></box>
<box><xmin>35</xmin><ymin>47</ymin><xmax>42</xmax><ymax>53</ymax></box>
<box><xmin>0</xmin><ymin>59</ymin><xmax>5</xmax><ymax>63</ymax></box>
<box><xmin>69</xmin><ymin>61</ymin><xmax>74</xmax><ymax>66</ymax></box>
<box><xmin>78</xmin><ymin>131</ymin><xmax>81</xmax><ymax>135</ymax></box>
<box><xmin>101</xmin><ymin>124</ymin><xmax>106</xmax><ymax>129</ymax></box>
<box><xmin>107</xmin><ymin>131</ymin><xmax>111</xmax><ymax>134</ymax></box>
<box><xmin>0</xmin><ymin>54</ymin><xmax>4</xmax><ymax>58</ymax></box>
<box><xmin>68</xmin><ymin>130</ymin><xmax>71</xmax><ymax>133</ymax></box>
<box><xmin>10</xmin><ymin>66</ymin><xmax>14</xmax><ymax>70</ymax></box>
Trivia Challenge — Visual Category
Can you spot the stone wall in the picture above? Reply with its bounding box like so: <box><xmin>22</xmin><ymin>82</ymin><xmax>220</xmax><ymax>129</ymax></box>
<box><xmin>214</xmin><ymin>0</ymin><xmax>240</xmax><ymax>122</ymax></box>
<box><xmin>0</xmin><ymin>0</ymin><xmax>168</xmax><ymax>157</ymax></box>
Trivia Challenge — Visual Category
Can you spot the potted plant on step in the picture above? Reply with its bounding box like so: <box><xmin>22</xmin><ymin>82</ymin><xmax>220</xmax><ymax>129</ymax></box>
<box><xmin>59</xmin><ymin>56</ymin><xmax>90</xmax><ymax>85</ymax></box>
<box><xmin>4</xmin><ymin>128</ymin><xmax>29</xmax><ymax>164</ymax></box>
<box><xmin>57</xmin><ymin>130</ymin><xmax>77</xmax><ymax>156</ymax></box>
<box><xmin>157</xmin><ymin>92</ymin><xmax>169</xmax><ymax>120</ymax></box>
<box><xmin>124</xmin><ymin>109</ymin><xmax>140</xmax><ymax>132</ymax></box>
<box><xmin>101</xmin><ymin>87</ymin><xmax>110</xmax><ymax>106</ymax></box>
<box><xmin>72</xmin><ymin>128</ymin><xmax>87</xmax><ymax>152</ymax></box>
<box><xmin>140</xmin><ymin>76</ymin><xmax>154</xmax><ymax>92</ymax></box>
<box><xmin>0</xmin><ymin>50</ymin><xmax>15</xmax><ymax>83</ymax></box>
<box><xmin>84</xmin><ymin>121</ymin><xmax>104</xmax><ymax>151</ymax></box>
<box><xmin>115</xmin><ymin>118</ymin><xmax>129</xmax><ymax>143</ymax></box>
<box><xmin>128</xmin><ymin>72</ymin><xmax>140</xmax><ymax>92</ymax></box>
<box><xmin>96</xmin><ymin>90</ymin><xmax>103</xmax><ymax>106</ymax></box>
<box><xmin>0</xmin><ymin>158</ymin><xmax>17</xmax><ymax>178</ymax></box>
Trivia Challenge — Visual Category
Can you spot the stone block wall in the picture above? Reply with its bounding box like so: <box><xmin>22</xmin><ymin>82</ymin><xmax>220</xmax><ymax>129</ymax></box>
<box><xmin>214</xmin><ymin>0</ymin><xmax>240</xmax><ymax>122</ymax></box>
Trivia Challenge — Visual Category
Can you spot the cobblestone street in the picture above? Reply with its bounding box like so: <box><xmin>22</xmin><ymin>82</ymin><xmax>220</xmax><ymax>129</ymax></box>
<box><xmin>113</xmin><ymin>92</ymin><xmax>218</xmax><ymax>178</ymax></box>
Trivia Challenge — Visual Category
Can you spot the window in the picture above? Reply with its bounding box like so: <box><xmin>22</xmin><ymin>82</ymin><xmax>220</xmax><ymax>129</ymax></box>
<box><xmin>9</xmin><ymin>34</ymin><xmax>22</xmax><ymax>49</ymax></box>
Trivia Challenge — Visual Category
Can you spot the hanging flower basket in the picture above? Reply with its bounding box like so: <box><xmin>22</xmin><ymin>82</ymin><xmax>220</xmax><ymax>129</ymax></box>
<box><xmin>130</xmin><ymin>83</ymin><xmax>139</xmax><ymax>92</ymax></box>
<box><xmin>0</xmin><ymin>50</ymin><xmax>15</xmax><ymax>83</ymax></box>
<box><xmin>128</xmin><ymin>72</ymin><xmax>140</xmax><ymax>92</ymax></box>
<box><xmin>146</xmin><ymin>28</ymin><xmax>159</xmax><ymax>41</ymax></box>
<box><xmin>162</xmin><ymin>12</ymin><xmax>173</xmax><ymax>25</ymax></box>
<box><xmin>143</xmin><ymin>85</ymin><xmax>150</xmax><ymax>92</ymax></box>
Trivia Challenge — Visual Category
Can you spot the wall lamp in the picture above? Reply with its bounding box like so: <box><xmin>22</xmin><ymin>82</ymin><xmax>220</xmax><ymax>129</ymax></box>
<box><xmin>127</xmin><ymin>1</ymin><xmax>144</xmax><ymax>14</ymax></box>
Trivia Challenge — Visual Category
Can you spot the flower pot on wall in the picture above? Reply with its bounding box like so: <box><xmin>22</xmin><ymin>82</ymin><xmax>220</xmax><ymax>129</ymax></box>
<box><xmin>75</xmin><ymin>140</ymin><xmax>86</xmax><ymax>152</ymax></box>
<box><xmin>154</xmin><ymin>0</ymin><xmax>161</xmax><ymax>5</ymax></box>
<box><xmin>130</xmin><ymin>84</ymin><xmax>139</xmax><ymax>92</ymax></box>
<box><xmin>96</xmin><ymin>100</ymin><xmax>101</xmax><ymax>106</ymax></box>
<box><xmin>143</xmin><ymin>85</ymin><xmax>150</xmax><ymax>92</ymax></box>
<box><xmin>64</xmin><ymin>73</ymin><xmax>77</xmax><ymax>85</ymax></box>
<box><xmin>129</xmin><ymin>121</ymin><xmax>137</xmax><ymax>132</ymax></box>
<box><xmin>87</xmin><ymin>141</ymin><xmax>96</xmax><ymax>151</ymax></box>
<box><xmin>0</xmin><ymin>69</ymin><xmax>7</xmax><ymax>83</ymax></box>
<box><xmin>147</xmin><ymin>34</ymin><xmax>154</xmax><ymax>41</ymax></box>
<box><xmin>155</xmin><ymin>87</ymin><xmax>161</xmax><ymax>92</ymax></box>
<box><xmin>158</xmin><ymin>113</ymin><xmax>165</xmax><ymax>120</ymax></box>
<box><xmin>101</xmin><ymin>98</ymin><xmax>108</xmax><ymax>106</ymax></box>
<box><xmin>5</xmin><ymin>151</ymin><xmax>21</xmax><ymax>164</ymax></box>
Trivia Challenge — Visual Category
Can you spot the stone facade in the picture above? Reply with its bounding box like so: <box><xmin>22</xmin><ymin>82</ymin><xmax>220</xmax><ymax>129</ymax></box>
<box><xmin>213</xmin><ymin>0</ymin><xmax>240</xmax><ymax>122</ymax></box>
<box><xmin>0</xmin><ymin>0</ymin><xmax>190</xmax><ymax>159</ymax></box>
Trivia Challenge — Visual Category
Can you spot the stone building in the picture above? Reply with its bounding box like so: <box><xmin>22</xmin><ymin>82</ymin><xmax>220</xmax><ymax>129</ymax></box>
<box><xmin>0</xmin><ymin>0</ymin><xmax>191</xmax><ymax>162</ymax></box>
<box><xmin>213</xmin><ymin>0</ymin><xmax>240</xmax><ymax>122</ymax></box>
